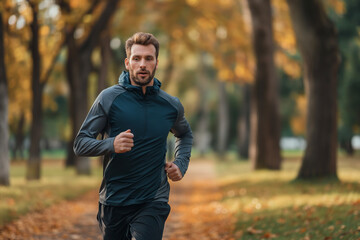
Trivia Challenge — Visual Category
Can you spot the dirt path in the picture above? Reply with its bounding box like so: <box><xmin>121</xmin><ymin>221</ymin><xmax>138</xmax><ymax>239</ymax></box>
<box><xmin>0</xmin><ymin>190</ymin><xmax>102</xmax><ymax>240</ymax></box>
<box><xmin>163</xmin><ymin>160</ymin><xmax>236</xmax><ymax>240</ymax></box>
<box><xmin>0</xmin><ymin>160</ymin><xmax>235</xmax><ymax>240</ymax></box>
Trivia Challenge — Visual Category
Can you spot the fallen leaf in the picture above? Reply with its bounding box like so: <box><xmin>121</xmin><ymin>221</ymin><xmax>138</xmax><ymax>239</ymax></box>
<box><xmin>234</xmin><ymin>230</ymin><xmax>243</xmax><ymax>238</ymax></box>
<box><xmin>246</xmin><ymin>226</ymin><xmax>263</xmax><ymax>235</ymax></box>
<box><xmin>262</xmin><ymin>232</ymin><xmax>278</xmax><ymax>238</ymax></box>
<box><xmin>6</xmin><ymin>198</ymin><xmax>15</xmax><ymax>206</ymax></box>
<box><xmin>352</xmin><ymin>199</ymin><xmax>360</xmax><ymax>206</ymax></box>
<box><xmin>253</xmin><ymin>216</ymin><xmax>264</xmax><ymax>221</ymax></box>
<box><xmin>277</xmin><ymin>218</ymin><xmax>286</xmax><ymax>224</ymax></box>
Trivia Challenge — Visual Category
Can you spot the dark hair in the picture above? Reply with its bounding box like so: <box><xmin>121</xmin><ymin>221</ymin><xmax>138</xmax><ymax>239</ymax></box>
<box><xmin>125</xmin><ymin>32</ymin><xmax>160</xmax><ymax>59</ymax></box>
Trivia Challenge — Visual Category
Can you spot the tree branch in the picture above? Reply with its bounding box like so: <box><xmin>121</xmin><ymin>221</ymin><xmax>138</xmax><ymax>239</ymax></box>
<box><xmin>42</xmin><ymin>0</ymin><xmax>103</xmax><ymax>85</ymax></box>
<box><xmin>40</xmin><ymin>42</ymin><xmax>63</xmax><ymax>85</ymax></box>
<box><xmin>80</xmin><ymin>0</ymin><xmax>121</xmax><ymax>53</ymax></box>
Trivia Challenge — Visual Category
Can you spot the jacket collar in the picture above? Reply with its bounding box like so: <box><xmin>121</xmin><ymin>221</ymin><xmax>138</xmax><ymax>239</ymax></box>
<box><xmin>118</xmin><ymin>71</ymin><xmax>161</xmax><ymax>95</ymax></box>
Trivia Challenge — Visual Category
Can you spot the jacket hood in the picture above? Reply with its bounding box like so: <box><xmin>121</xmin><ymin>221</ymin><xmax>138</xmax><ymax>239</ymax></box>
<box><xmin>118</xmin><ymin>71</ymin><xmax>161</xmax><ymax>95</ymax></box>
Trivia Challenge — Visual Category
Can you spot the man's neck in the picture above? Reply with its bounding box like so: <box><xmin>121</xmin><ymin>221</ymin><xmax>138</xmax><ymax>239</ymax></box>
<box><xmin>130</xmin><ymin>79</ymin><xmax>154</xmax><ymax>94</ymax></box>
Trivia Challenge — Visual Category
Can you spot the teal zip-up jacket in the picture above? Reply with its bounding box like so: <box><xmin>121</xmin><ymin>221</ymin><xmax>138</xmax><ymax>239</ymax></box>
<box><xmin>73</xmin><ymin>71</ymin><xmax>192</xmax><ymax>206</ymax></box>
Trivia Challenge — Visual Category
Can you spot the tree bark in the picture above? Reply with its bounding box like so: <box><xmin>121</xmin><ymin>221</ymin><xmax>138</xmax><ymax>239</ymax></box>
<box><xmin>65</xmin><ymin>0</ymin><xmax>121</xmax><ymax>174</ymax></box>
<box><xmin>27</xmin><ymin>2</ymin><xmax>44</xmax><ymax>180</ymax></box>
<box><xmin>217</xmin><ymin>81</ymin><xmax>229</xmax><ymax>157</ymax></box>
<box><xmin>160</xmin><ymin>40</ymin><xmax>175</xmax><ymax>91</ymax></box>
<box><xmin>14</xmin><ymin>112</ymin><xmax>25</xmax><ymax>160</ymax></box>
<box><xmin>0</xmin><ymin>12</ymin><xmax>10</xmax><ymax>186</ymax></box>
<box><xmin>237</xmin><ymin>83</ymin><xmax>251</xmax><ymax>159</ymax></box>
<box><xmin>98</xmin><ymin>31</ymin><xmax>111</xmax><ymax>94</ymax></box>
<box><xmin>68</xmin><ymin>38</ymin><xmax>92</xmax><ymax>174</ymax></box>
<box><xmin>62</xmin><ymin>0</ymin><xmax>102</xmax><ymax>168</ymax></box>
<box><xmin>247</xmin><ymin>0</ymin><xmax>282</xmax><ymax>169</ymax></box>
<box><xmin>194</xmin><ymin>53</ymin><xmax>211</xmax><ymax>156</ymax></box>
<box><xmin>340</xmin><ymin>138</ymin><xmax>354</xmax><ymax>156</ymax></box>
<box><xmin>65</xmin><ymin>34</ymin><xmax>79</xmax><ymax>168</ymax></box>
<box><xmin>339</xmin><ymin>125</ymin><xmax>354</xmax><ymax>156</ymax></box>
<box><xmin>287</xmin><ymin>0</ymin><xmax>339</xmax><ymax>179</ymax></box>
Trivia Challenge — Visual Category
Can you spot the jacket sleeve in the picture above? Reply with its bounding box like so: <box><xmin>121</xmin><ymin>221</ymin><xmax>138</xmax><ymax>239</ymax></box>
<box><xmin>170</xmin><ymin>99</ymin><xmax>193</xmax><ymax>176</ymax></box>
<box><xmin>73</xmin><ymin>93</ymin><xmax>115</xmax><ymax>156</ymax></box>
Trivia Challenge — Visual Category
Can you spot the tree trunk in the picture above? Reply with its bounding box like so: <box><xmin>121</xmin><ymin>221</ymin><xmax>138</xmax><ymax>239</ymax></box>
<box><xmin>194</xmin><ymin>53</ymin><xmax>211</xmax><ymax>156</ymax></box>
<box><xmin>27</xmin><ymin>2</ymin><xmax>44</xmax><ymax>180</ymax></box>
<box><xmin>160</xmin><ymin>41</ymin><xmax>175</xmax><ymax>91</ymax></box>
<box><xmin>14</xmin><ymin>112</ymin><xmax>25</xmax><ymax>160</ymax></box>
<box><xmin>237</xmin><ymin>83</ymin><xmax>251</xmax><ymax>159</ymax></box>
<box><xmin>287</xmin><ymin>0</ymin><xmax>339</xmax><ymax>179</ymax></box>
<box><xmin>217</xmin><ymin>81</ymin><xmax>229</xmax><ymax>157</ymax></box>
<box><xmin>338</xmin><ymin>126</ymin><xmax>354</xmax><ymax>156</ymax></box>
<box><xmin>340</xmin><ymin>138</ymin><xmax>354</xmax><ymax>156</ymax></box>
<box><xmin>65</xmin><ymin>0</ymin><xmax>121</xmax><ymax>174</ymax></box>
<box><xmin>63</xmin><ymin>31</ymin><xmax>77</xmax><ymax>167</ymax></box>
<box><xmin>0</xmin><ymin>12</ymin><xmax>10</xmax><ymax>186</ymax></box>
<box><xmin>247</xmin><ymin>0</ymin><xmax>282</xmax><ymax>169</ymax></box>
<box><xmin>65</xmin><ymin>34</ymin><xmax>91</xmax><ymax>174</ymax></box>
<box><xmin>98</xmin><ymin>31</ymin><xmax>111</xmax><ymax>94</ymax></box>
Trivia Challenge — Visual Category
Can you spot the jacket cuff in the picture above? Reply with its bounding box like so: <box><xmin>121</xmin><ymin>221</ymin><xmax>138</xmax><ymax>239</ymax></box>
<box><xmin>173</xmin><ymin>159</ymin><xmax>188</xmax><ymax>177</ymax></box>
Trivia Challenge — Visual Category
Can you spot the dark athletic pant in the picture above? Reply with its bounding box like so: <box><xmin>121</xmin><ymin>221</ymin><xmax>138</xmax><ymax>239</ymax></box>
<box><xmin>97</xmin><ymin>201</ymin><xmax>171</xmax><ymax>240</ymax></box>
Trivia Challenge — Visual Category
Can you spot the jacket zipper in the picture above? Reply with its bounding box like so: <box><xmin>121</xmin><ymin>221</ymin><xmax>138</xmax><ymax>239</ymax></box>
<box><xmin>143</xmin><ymin>93</ymin><xmax>148</xmax><ymax>137</ymax></box>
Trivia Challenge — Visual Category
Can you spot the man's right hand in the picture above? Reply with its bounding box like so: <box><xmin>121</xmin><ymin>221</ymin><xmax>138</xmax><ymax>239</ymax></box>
<box><xmin>113</xmin><ymin>129</ymin><xmax>134</xmax><ymax>153</ymax></box>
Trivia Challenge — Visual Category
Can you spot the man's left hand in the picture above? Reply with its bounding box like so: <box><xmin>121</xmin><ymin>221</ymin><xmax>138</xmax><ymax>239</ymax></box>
<box><xmin>165</xmin><ymin>162</ymin><xmax>183</xmax><ymax>182</ymax></box>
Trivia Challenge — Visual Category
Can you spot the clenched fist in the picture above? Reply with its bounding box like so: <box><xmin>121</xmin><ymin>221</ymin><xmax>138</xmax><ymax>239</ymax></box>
<box><xmin>113</xmin><ymin>129</ymin><xmax>134</xmax><ymax>153</ymax></box>
<box><xmin>165</xmin><ymin>162</ymin><xmax>183</xmax><ymax>181</ymax></box>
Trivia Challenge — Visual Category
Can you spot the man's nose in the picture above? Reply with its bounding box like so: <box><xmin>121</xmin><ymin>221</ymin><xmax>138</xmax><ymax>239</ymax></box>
<box><xmin>140</xmin><ymin>59</ymin><xmax>146</xmax><ymax>68</ymax></box>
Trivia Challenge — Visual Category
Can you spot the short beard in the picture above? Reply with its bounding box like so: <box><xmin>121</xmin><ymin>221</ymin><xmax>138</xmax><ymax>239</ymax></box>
<box><xmin>129</xmin><ymin>67</ymin><xmax>156</xmax><ymax>87</ymax></box>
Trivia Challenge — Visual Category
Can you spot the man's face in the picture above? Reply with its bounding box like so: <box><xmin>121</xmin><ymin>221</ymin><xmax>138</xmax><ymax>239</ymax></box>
<box><xmin>125</xmin><ymin>44</ymin><xmax>158</xmax><ymax>87</ymax></box>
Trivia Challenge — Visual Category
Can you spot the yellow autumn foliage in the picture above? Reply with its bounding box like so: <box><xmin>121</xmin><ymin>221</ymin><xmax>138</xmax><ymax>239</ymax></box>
<box><xmin>5</xmin><ymin>25</ymin><xmax>32</xmax><ymax>129</ymax></box>
<box><xmin>290</xmin><ymin>94</ymin><xmax>307</xmax><ymax>135</ymax></box>
<box><xmin>275</xmin><ymin>52</ymin><xmax>301</xmax><ymax>78</ymax></box>
<box><xmin>326</xmin><ymin>0</ymin><xmax>346</xmax><ymax>14</ymax></box>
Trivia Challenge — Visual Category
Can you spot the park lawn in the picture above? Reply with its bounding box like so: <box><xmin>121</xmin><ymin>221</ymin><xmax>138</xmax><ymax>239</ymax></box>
<box><xmin>0</xmin><ymin>158</ymin><xmax>102</xmax><ymax>227</ymax></box>
<box><xmin>216</xmin><ymin>153</ymin><xmax>360</xmax><ymax>240</ymax></box>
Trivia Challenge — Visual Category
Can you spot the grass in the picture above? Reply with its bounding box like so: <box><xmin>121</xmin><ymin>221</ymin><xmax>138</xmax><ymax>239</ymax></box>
<box><xmin>0</xmin><ymin>158</ymin><xmax>102</xmax><ymax>227</ymax></box>
<box><xmin>10</xmin><ymin>149</ymin><xmax>67</xmax><ymax>161</ymax></box>
<box><xmin>216</xmin><ymin>153</ymin><xmax>360</xmax><ymax>239</ymax></box>
<box><xmin>2</xmin><ymin>150</ymin><xmax>360</xmax><ymax>239</ymax></box>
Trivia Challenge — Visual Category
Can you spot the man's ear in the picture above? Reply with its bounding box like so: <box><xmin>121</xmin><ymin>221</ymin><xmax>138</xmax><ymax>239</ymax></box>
<box><xmin>125</xmin><ymin>58</ymin><xmax>129</xmax><ymax>70</ymax></box>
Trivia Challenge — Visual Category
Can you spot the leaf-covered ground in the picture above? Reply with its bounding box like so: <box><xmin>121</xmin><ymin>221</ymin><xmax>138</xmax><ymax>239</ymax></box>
<box><xmin>0</xmin><ymin>160</ymin><xmax>235</xmax><ymax>240</ymax></box>
<box><xmin>1</xmin><ymin>156</ymin><xmax>360</xmax><ymax>239</ymax></box>
<box><xmin>217</xmin><ymin>154</ymin><xmax>360</xmax><ymax>239</ymax></box>
<box><xmin>0</xmin><ymin>189</ymin><xmax>102</xmax><ymax>240</ymax></box>
<box><xmin>163</xmin><ymin>160</ymin><xmax>236</xmax><ymax>240</ymax></box>
<box><xmin>0</xmin><ymin>159</ymin><xmax>102</xmax><ymax>227</ymax></box>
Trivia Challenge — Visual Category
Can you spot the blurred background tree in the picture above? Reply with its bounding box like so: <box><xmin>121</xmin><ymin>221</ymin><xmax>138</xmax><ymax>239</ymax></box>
<box><xmin>61</xmin><ymin>0</ymin><xmax>121</xmax><ymax>174</ymax></box>
<box><xmin>0</xmin><ymin>0</ymin><xmax>359</xmax><ymax>183</ymax></box>
<box><xmin>287</xmin><ymin>0</ymin><xmax>340</xmax><ymax>179</ymax></box>
<box><xmin>332</xmin><ymin>0</ymin><xmax>360</xmax><ymax>155</ymax></box>
<box><xmin>247</xmin><ymin>0</ymin><xmax>281</xmax><ymax>170</ymax></box>
<box><xmin>0</xmin><ymin>11</ymin><xmax>10</xmax><ymax>186</ymax></box>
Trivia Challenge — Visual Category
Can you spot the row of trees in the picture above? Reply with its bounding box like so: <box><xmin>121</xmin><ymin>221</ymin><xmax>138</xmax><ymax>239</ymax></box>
<box><xmin>0</xmin><ymin>0</ymin><xmax>359</xmax><ymax>186</ymax></box>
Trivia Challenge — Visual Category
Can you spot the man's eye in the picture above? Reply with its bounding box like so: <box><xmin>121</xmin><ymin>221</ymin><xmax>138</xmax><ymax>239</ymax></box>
<box><xmin>146</xmin><ymin>57</ymin><xmax>153</xmax><ymax>60</ymax></box>
<box><xmin>133</xmin><ymin>57</ymin><xmax>139</xmax><ymax>61</ymax></box>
